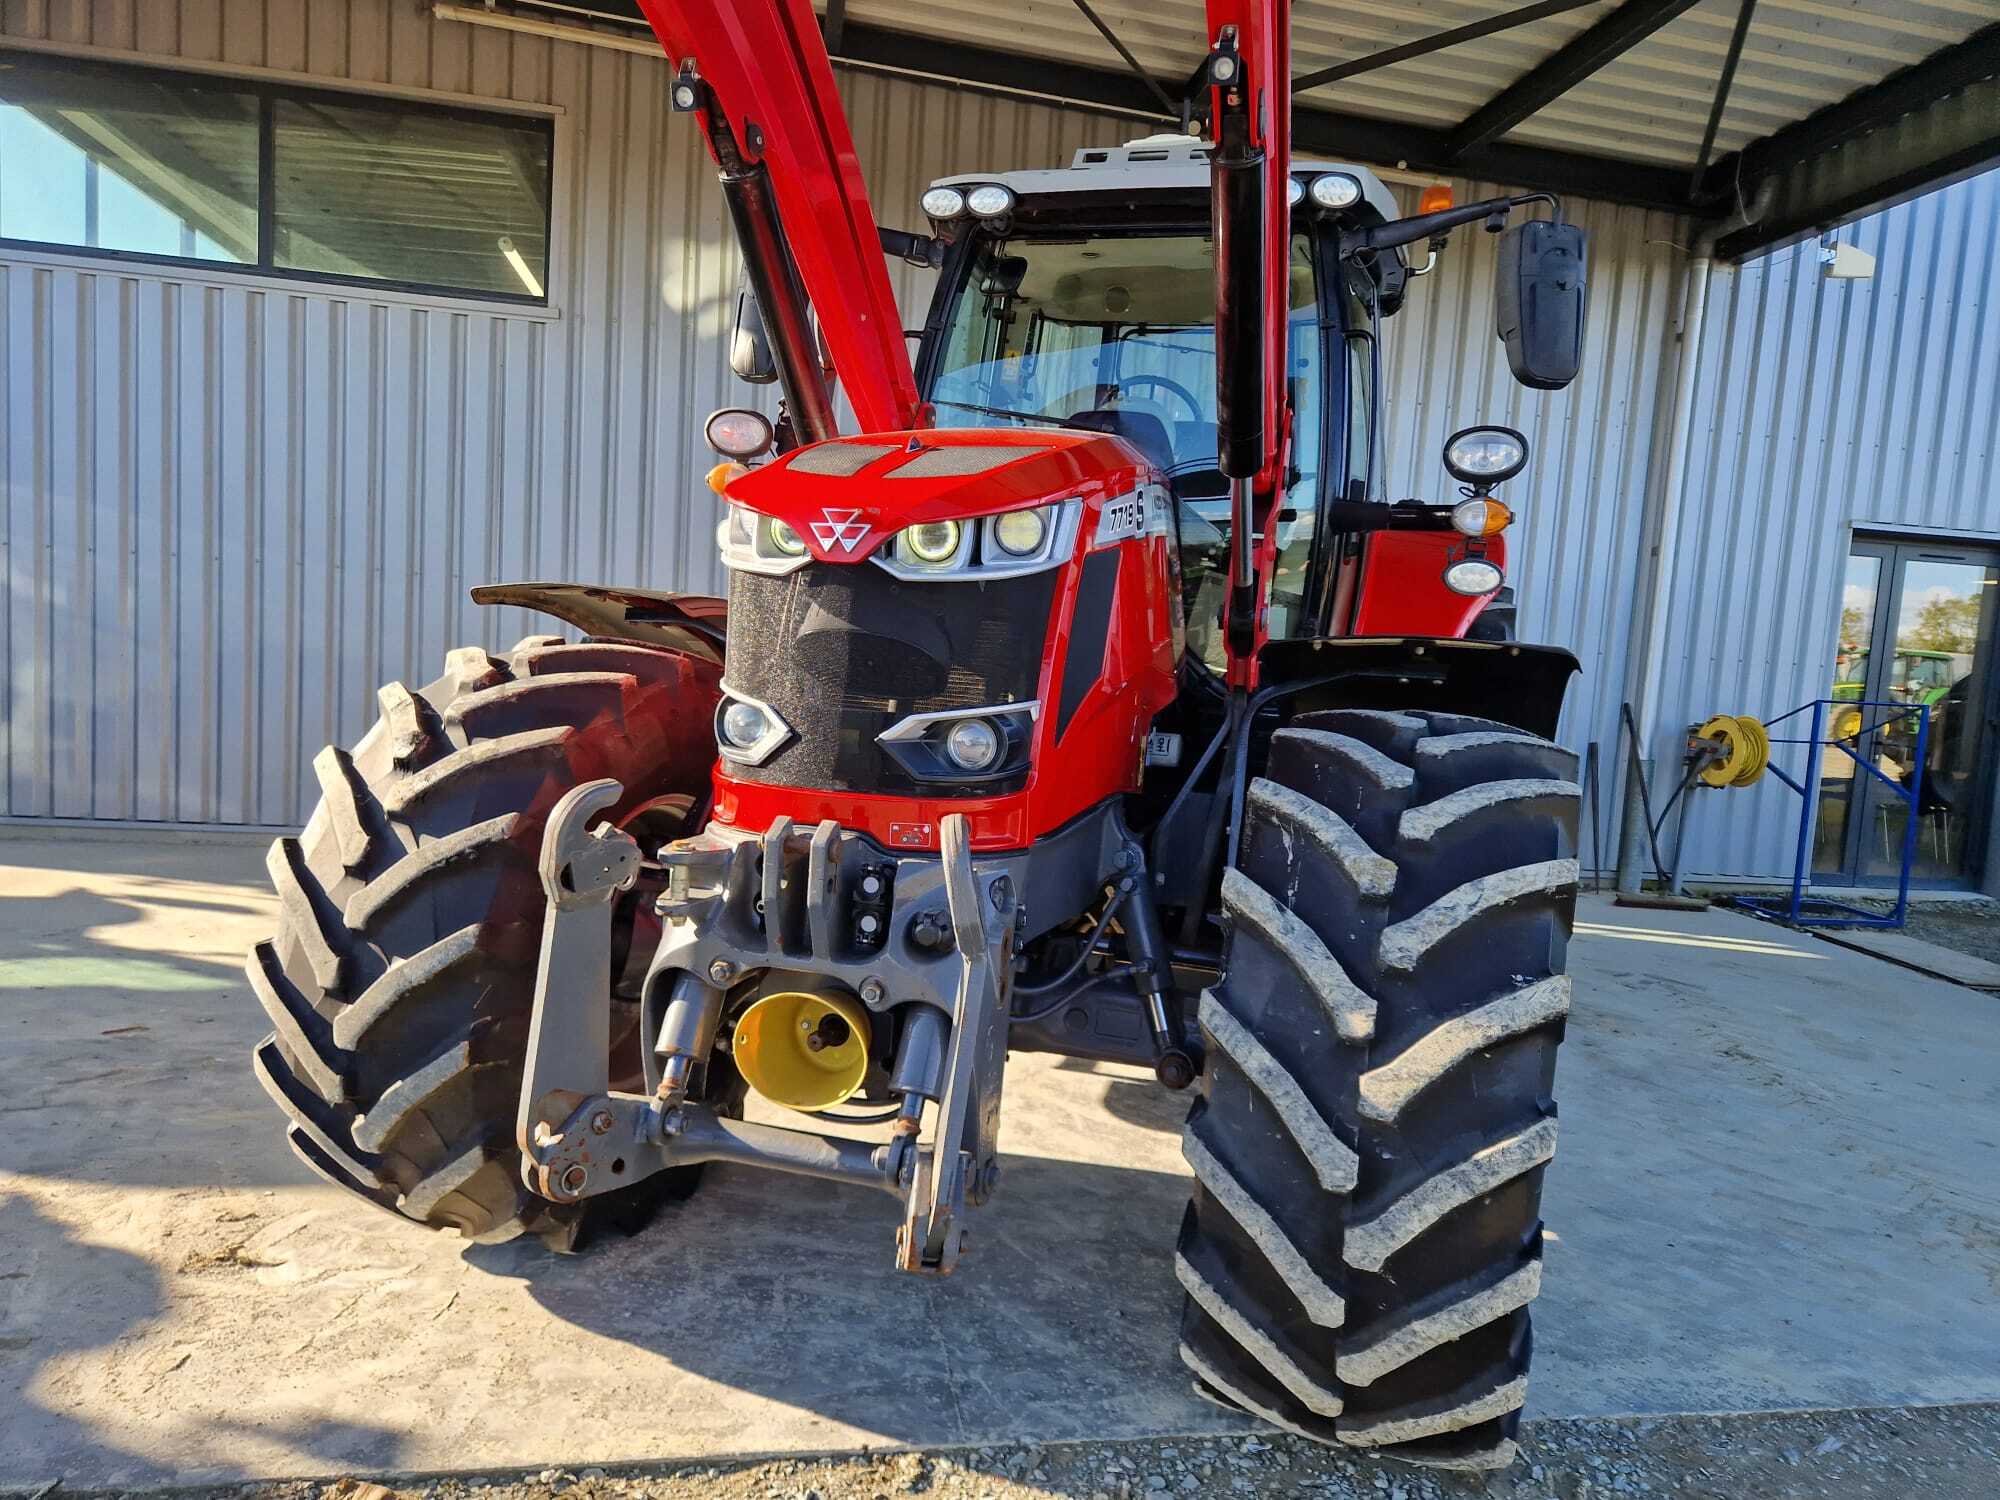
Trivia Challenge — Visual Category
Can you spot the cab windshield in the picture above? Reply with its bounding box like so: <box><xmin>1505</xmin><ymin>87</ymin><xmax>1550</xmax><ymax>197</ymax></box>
<box><xmin>927</xmin><ymin>229</ymin><xmax>1326</xmax><ymax>662</ymax></box>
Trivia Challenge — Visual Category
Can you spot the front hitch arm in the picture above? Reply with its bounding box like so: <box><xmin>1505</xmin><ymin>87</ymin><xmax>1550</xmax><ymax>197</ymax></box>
<box><xmin>896</xmin><ymin>813</ymin><xmax>1013</xmax><ymax>1273</ymax></box>
<box><xmin>516</xmin><ymin>790</ymin><xmax>1009</xmax><ymax>1275</ymax></box>
<box><xmin>516</xmin><ymin>778</ymin><xmax>639</xmax><ymax>1198</ymax></box>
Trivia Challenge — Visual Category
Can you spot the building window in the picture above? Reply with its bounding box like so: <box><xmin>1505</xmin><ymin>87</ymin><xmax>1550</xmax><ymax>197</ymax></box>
<box><xmin>0</xmin><ymin>52</ymin><xmax>552</xmax><ymax>302</ymax></box>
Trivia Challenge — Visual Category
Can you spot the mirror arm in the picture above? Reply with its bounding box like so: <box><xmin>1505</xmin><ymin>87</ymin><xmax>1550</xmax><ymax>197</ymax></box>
<box><xmin>878</xmin><ymin>226</ymin><xmax>945</xmax><ymax>269</ymax></box>
<box><xmin>1345</xmin><ymin>192</ymin><xmax>1563</xmax><ymax>257</ymax></box>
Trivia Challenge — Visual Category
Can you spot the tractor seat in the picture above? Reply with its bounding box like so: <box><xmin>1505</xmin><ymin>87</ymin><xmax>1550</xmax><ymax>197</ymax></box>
<box><xmin>1063</xmin><ymin>408</ymin><xmax>1176</xmax><ymax>473</ymax></box>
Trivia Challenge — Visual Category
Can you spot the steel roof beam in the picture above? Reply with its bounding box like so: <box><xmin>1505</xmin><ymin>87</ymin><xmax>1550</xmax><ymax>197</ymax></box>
<box><xmin>1292</xmin><ymin>0</ymin><xmax>1602</xmax><ymax>94</ymax></box>
<box><xmin>1068</xmin><ymin>0</ymin><xmax>1180</xmax><ymax>117</ymax></box>
<box><xmin>826</xmin><ymin>20</ymin><xmax>1689</xmax><ymax>210</ymax></box>
<box><xmin>1441</xmin><ymin>0</ymin><xmax>1702</xmax><ymax>161</ymax></box>
<box><xmin>1687</xmin><ymin>0</ymin><xmax>1755</xmax><ymax>192</ymax></box>
<box><xmin>481</xmin><ymin>1</ymin><xmax>1688</xmax><ymax>209</ymax></box>
<box><xmin>1699</xmin><ymin>20</ymin><xmax>2000</xmax><ymax>260</ymax></box>
<box><xmin>1704</xmin><ymin>40</ymin><xmax>2000</xmax><ymax>264</ymax></box>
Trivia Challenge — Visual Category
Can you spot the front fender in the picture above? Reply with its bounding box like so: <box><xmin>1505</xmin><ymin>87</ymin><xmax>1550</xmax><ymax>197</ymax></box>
<box><xmin>1257</xmin><ymin>635</ymin><xmax>1578</xmax><ymax>739</ymax></box>
<box><xmin>472</xmin><ymin>582</ymin><xmax>726</xmax><ymax>664</ymax></box>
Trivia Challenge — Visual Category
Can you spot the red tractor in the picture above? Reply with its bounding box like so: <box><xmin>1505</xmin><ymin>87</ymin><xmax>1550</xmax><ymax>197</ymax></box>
<box><xmin>248</xmin><ymin>0</ymin><xmax>1587</xmax><ymax>1473</ymax></box>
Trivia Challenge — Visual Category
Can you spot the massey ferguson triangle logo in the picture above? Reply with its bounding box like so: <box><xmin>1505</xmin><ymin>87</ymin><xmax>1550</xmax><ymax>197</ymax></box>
<box><xmin>810</xmin><ymin>507</ymin><xmax>870</xmax><ymax>554</ymax></box>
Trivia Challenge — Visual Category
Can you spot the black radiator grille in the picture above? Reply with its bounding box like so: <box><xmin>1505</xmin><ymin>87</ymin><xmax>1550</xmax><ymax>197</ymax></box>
<box><xmin>725</xmin><ymin>561</ymin><xmax>1058</xmax><ymax>795</ymax></box>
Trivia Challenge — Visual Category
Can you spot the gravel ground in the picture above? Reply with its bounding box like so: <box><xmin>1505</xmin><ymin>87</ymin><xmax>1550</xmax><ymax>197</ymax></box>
<box><xmin>24</xmin><ymin>1403</ymin><xmax>2000</xmax><ymax>1500</ymax></box>
<box><xmin>1718</xmin><ymin>894</ymin><xmax>2000</xmax><ymax>971</ymax></box>
<box><xmin>1891</xmin><ymin>903</ymin><xmax>2000</xmax><ymax>969</ymax></box>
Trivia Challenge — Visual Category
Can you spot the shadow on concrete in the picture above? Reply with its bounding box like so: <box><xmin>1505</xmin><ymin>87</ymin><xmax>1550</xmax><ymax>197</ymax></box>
<box><xmin>1048</xmin><ymin>1056</ymin><xmax>1184</xmax><ymax>1136</ymax></box>
<box><xmin>0</xmin><ymin>1192</ymin><xmax>402</xmax><ymax>1486</ymax></box>
<box><xmin>0</xmin><ymin>887</ymin><xmax>299</xmax><ymax>1192</ymax></box>
<box><xmin>463</xmin><ymin>1149</ymin><xmax>1227</xmax><ymax>1449</ymax></box>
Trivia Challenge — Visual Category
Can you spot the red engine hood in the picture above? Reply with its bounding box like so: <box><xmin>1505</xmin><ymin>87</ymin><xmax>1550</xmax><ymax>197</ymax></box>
<box><xmin>722</xmin><ymin>427</ymin><xmax>1149</xmax><ymax>564</ymax></box>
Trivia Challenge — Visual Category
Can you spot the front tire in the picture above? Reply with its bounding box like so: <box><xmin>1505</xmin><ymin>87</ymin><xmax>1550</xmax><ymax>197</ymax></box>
<box><xmin>1178</xmin><ymin>709</ymin><xmax>1578</xmax><ymax>1470</ymax></box>
<box><xmin>247</xmin><ymin>636</ymin><xmax>722</xmax><ymax>1245</ymax></box>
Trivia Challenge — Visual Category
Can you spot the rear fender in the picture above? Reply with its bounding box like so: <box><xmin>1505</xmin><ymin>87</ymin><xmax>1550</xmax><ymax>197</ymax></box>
<box><xmin>472</xmin><ymin>582</ymin><xmax>726</xmax><ymax>664</ymax></box>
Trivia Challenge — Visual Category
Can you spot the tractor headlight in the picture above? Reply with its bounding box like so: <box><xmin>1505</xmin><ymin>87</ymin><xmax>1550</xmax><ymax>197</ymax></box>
<box><xmin>1286</xmin><ymin>177</ymin><xmax>1303</xmax><ymax>208</ymax></box>
<box><xmin>1443</xmin><ymin>556</ymin><xmax>1506</xmax><ymax>597</ymax></box>
<box><xmin>715</xmin><ymin>690</ymin><xmax>794</xmax><ymax>765</ymax></box>
<box><xmin>877</xmin><ymin>701</ymin><xmax>1036</xmax><ymax>783</ymax></box>
<box><xmin>870</xmin><ymin>498</ymin><xmax>1083</xmax><ymax>581</ymax></box>
<box><xmin>965</xmin><ymin>183</ymin><xmax>1015</xmax><ymax>219</ymax></box>
<box><xmin>921</xmin><ymin>186</ymin><xmax>967</xmax><ymax>219</ymax></box>
<box><xmin>721</xmin><ymin>700</ymin><xmax>769</xmax><ymax>748</ymax></box>
<box><xmin>719</xmin><ymin>505</ymin><xmax>814</xmax><ymax>576</ymax></box>
<box><xmin>943</xmin><ymin>718</ymin><xmax>1001</xmax><ymax>772</ymax></box>
<box><xmin>990</xmin><ymin>505</ymin><xmax>1050</xmax><ymax>557</ymax></box>
<box><xmin>901</xmin><ymin>519</ymin><xmax>964</xmax><ymax>565</ymax></box>
<box><xmin>1309</xmin><ymin>173</ymin><xmax>1363</xmax><ymax>209</ymax></box>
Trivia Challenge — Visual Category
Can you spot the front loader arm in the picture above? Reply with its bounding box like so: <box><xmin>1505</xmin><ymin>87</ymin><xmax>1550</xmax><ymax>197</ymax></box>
<box><xmin>636</xmin><ymin>0</ymin><xmax>921</xmax><ymax>437</ymax></box>
<box><xmin>1205</xmin><ymin>0</ymin><xmax>1293</xmax><ymax>677</ymax></box>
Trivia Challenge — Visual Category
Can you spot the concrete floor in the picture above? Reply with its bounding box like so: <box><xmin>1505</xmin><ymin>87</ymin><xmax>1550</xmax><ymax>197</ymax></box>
<box><xmin>2</xmin><ymin>834</ymin><xmax>1997</xmax><ymax>1487</ymax></box>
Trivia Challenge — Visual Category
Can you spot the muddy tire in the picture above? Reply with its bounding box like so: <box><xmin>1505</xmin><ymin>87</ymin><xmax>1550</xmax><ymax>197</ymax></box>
<box><xmin>1177</xmin><ymin>709</ymin><xmax>1578</xmax><ymax>1471</ymax></box>
<box><xmin>247</xmin><ymin>636</ymin><xmax>723</xmax><ymax>1246</ymax></box>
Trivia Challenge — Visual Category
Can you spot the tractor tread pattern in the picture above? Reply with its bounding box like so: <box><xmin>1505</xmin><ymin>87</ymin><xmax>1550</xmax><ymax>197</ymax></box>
<box><xmin>378</xmin><ymin>727</ymin><xmax>573</xmax><ymax>817</ymax></box>
<box><xmin>312</xmin><ymin>746</ymin><xmax>379</xmax><ymax>870</ymax></box>
<box><xmin>1357</xmin><ymin>977</ymin><xmax>1570</xmax><ymax>1123</ymax></box>
<box><xmin>352</xmin><ymin>1040</ymin><xmax>474</xmax><ymax>1154</ymax></box>
<box><xmin>1219</xmin><ymin>868</ymin><xmax>1374</xmax><ymax>1042</ymax></box>
<box><xmin>1175</xmin><ymin>1252</ymin><xmax>1344</xmax><ymax>1418</ymax></box>
<box><xmin>249</xmin><ymin>637</ymin><xmax>721</xmax><ymax>1242</ymax></box>
<box><xmin>1178</xmin><ymin>707</ymin><xmax>1575</xmax><ymax>1471</ymax></box>
<box><xmin>1345</xmin><ymin>1119</ymin><xmax>1559</xmax><ymax>1273</ymax></box>
<box><xmin>1198</xmin><ymin>991</ymin><xmax>1358</xmax><ymax>1193</ymax></box>
<box><xmin>341</xmin><ymin>814</ymin><xmax>521</xmax><ymax>932</ymax></box>
<box><xmin>1334</xmin><ymin>1260</ymin><xmax>1544</xmax><ymax>1388</ymax></box>
<box><xmin>245</xmin><ymin>939</ymin><xmax>350</xmax><ymax>1103</ymax></box>
<box><xmin>1182</xmin><ymin>1124</ymin><xmax>1345</xmax><ymax>1328</ymax></box>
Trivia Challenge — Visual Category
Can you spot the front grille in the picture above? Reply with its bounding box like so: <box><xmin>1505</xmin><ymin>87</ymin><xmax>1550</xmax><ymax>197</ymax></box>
<box><xmin>725</xmin><ymin>562</ymin><xmax>1058</xmax><ymax>795</ymax></box>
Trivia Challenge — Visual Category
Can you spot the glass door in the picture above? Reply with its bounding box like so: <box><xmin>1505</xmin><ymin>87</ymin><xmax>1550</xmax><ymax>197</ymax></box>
<box><xmin>1816</xmin><ymin>538</ymin><xmax>2000</xmax><ymax>887</ymax></box>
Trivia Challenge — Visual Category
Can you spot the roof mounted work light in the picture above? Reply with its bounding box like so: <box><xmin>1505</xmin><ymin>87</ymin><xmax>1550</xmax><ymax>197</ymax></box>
<box><xmin>921</xmin><ymin>186</ymin><xmax>967</xmax><ymax>220</ymax></box>
<box><xmin>1308</xmin><ymin>173</ymin><xmax>1362</xmax><ymax>210</ymax></box>
<box><xmin>965</xmin><ymin>184</ymin><xmax>1016</xmax><ymax>219</ymax></box>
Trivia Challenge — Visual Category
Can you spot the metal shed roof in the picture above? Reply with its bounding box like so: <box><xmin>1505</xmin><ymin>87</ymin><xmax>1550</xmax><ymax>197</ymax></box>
<box><xmin>489</xmin><ymin>0</ymin><xmax>2000</xmax><ymax>258</ymax></box>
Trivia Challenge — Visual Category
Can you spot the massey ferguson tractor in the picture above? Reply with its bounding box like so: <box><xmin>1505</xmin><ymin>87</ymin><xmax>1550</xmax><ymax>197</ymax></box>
<box><xmin>247</xmin><ymin>0</ymin><xmax>1588</xmax><ymax>1473</ymax></box>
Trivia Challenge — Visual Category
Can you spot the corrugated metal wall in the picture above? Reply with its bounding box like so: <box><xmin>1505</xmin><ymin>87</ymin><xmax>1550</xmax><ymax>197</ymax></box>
<box><xmin>1654</xmin><ymin>164</ymin><xmax>2000</xmax><ymax>880</ymax></box>
<box><xmin>3</xmin><ymin>1</ymin><xmax>1991</xmax><ymax>873</ymax></box>
<box><xmin>0</xmin><ymin>1</ymin><xmax>1140</xmax><ymax>827</ymax></box>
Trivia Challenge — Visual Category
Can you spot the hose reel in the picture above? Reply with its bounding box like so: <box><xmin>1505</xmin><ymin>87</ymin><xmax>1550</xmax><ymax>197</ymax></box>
<box><xmin>1693</xmin><ymin>713</ymin><xmax>1770</xmax><ymax>789</ymax></box>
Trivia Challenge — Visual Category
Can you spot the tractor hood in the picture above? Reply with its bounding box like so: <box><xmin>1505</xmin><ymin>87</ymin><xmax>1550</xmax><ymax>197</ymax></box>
<box><xmin>721</xmin><ymin>427</ymin><xmax>1149</xmax><ymax>566</ymax></box>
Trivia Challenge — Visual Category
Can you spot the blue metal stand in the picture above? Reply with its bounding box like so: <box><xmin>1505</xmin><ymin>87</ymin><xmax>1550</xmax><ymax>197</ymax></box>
<box><xmin>1735</xmin><ymin>698</ymin><xmax>1929</xmax><ymax>929</ymax></box>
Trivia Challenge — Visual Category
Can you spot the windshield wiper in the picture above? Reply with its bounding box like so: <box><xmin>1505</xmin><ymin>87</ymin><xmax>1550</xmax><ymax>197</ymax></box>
<box><xmin>932</xmin><ymin>398</ymin><xmax>1060</xmax><ymax>426</ymax></box>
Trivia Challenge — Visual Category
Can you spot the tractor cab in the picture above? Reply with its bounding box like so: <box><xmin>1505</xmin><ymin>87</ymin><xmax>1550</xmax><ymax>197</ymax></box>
<box><xmin>914</xmin><ymin>136</ymin><xmax>1407</xmax><ymax>666</ymax></box>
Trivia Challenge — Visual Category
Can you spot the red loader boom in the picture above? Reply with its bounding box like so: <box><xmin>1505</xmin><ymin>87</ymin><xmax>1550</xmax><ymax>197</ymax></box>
<box><xmin>634</xmin><ymin>0</ymin><xmax>921</xmax><ymax>438</ymax></box>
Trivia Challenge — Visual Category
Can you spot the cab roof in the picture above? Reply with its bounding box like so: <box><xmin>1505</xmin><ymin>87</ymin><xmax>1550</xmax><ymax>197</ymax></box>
<box><xmin>930</xmin><ymin>134</ymin><xmax>1401</xmax><ymax>226</ymax></box>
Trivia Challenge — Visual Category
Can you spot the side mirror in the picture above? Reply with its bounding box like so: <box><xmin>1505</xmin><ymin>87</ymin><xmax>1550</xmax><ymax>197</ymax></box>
<box><xmin>1495</xmin><ymin>220</ymin><xmax>1587</xmax><ymax>390</ymax></box>
<box><xmin>981</xmin><ymin>255</ymin><xmax>1029</xmax><ymax>298</ymax></box>
<box><xmin>729</xmin><ymin>279</ymin><xmax>778</xmax><ymax>385</ymax></box>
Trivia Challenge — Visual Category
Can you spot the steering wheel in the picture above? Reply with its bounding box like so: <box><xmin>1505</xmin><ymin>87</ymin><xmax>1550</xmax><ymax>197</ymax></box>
<box><xmin>1116</xmin><ymin>374</ymin><xmax>1204</xmax><ymax>425</ymax></box>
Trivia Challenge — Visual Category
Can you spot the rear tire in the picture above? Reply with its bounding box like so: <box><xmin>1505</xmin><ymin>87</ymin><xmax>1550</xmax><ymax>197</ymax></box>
<box><xmin>1177</xmin><ymin>709</ymin><xmax>1578</xmax><ymax>1470</ymax></box>
<box><xmin>247</xmin><ymin>636</ymin><xmax>723</xmax><ymax>1245</ymax></box>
